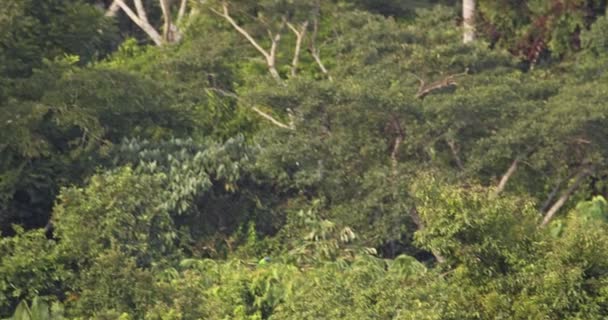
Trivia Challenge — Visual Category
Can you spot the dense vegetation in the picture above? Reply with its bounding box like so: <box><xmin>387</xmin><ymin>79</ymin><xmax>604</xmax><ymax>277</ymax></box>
<box><xmin>1</xmin><ymin>0</ymin><xmax>608</xmax><ymax>318</ymax></box>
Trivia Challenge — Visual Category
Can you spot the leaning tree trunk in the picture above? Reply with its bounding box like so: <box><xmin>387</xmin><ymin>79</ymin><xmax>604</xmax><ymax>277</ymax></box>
<box><xmin>462</xmin><ymin>0</ymin><xmax>475</xmax><ymax>44</ymax></box>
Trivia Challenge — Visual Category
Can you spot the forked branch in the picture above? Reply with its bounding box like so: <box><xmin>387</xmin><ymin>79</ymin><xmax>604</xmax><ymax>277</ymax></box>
<box><xmin>211</xmin><ymin>2</ymin><xmax>284</xmax><ymax>81</ymax></box>
<box><xmin>287</xmin><ymin>21</ymin><xmax>309</xmax><ymax>77</ymax></box>
<box><xmin>309</xmin><ymin>15</ymin><xmax>332</xmax><ymax>81</ymax></box>
<box><xmin>106</xmin><ymin>0</ymin><xmax>164</xmax><ymax>45</ymax></box>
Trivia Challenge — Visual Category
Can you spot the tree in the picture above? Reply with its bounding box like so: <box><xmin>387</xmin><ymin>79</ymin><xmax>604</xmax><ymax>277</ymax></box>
<box><xmin>105</xmin><ymin>0</ymin><xmax>190</xmax><ymax>45</ymax></box>
<box><xmin>463</xmin><ymin>0</ymin><xmax>475</xmax><ymax>43</ymax></box>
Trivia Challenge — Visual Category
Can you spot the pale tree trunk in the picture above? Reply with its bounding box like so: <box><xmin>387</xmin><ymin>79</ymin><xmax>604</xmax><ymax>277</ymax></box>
<box><xmin>540</xmin><ymin>166</ymin><xmax>593</xmax><ymax>227</ymax></box>
<box><xmin>462</xmin><ymin>0</ymin><xmax>475</xmax><ymax>44</ymax></box>
<box><xmin>287</xmin><ymin>21</ymin><xmax>308</xmax><ymax>78</ymax></box>
<box><xmin>493</xmin><ymin>158</ymin><xmax>519</xmax><ymax>196</ymax></box>
<box><xmin>159</xmin><ymin>0</ymin><xmax>181</xmax><ymax>43</ymax></box>
<box><xmin>106</xmin><ymin>0</ymin><xmax>184</xmax><ymax>46</ymax></box>
<box><xmin>310</xmin><ymin>15</ymin><xmax>332</xmax><ymax>81</ymax></box>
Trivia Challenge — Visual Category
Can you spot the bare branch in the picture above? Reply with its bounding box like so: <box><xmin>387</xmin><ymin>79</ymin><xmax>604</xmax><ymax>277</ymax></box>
<box><xmin>411</xmin><ymin>73</ymin><xmax>425</xmax><ymax>88</ymax></box>
<box><xmin>133</xmin><ymin>0</ymin><xmax>150</xmax><ymax>24</ymax></box>
<box><xmin>415</xmin><ymin>69</ymin><xmax>469</xmax><ymax>99</ymax></box>
<box><xmin>211</xmin><ymin>4</ymin><xmax>270</xmax><ymax>59</ymax></box>
<box><xmin>540</xmin><ymin>166</ymin><xmax>593</xmax><ymax>227</ymax></box>
<box><xmin>113</xmin><ymin>0</ymin><xmax>163</xmax><ymax>45</ymax></box>
<box><xmin>159</xmin><ymin>0</ymin><xmax>172</xmax><ymax>42</ymax></box>
<box><xmin>446</xmin><ymin>139</ymin><xmax>464</xmax><ymax>171</ymax></box>
<box><xmin>287</xmin><ymin>21</ymin><xmax>309</xmax><ymax>77</ymax></box>
<box><xmin>309</xmin><ymin>16</ymin><xmax>332</xmax><ymax>81</ymax></box>
<box><xmin>494</xmin><ymin>158</ymin><xmax>519</xmax><ymax>196</ymax></box>
<box><xmin>390</xmin><ymin>117</ymin><xmax>404</xmax><ymax>177</ymax></box>
<box><xmin>211</xmin><ymin>3</ymin><xmax>282</xmax><ymax>80</ymax></box>
<box><xmin>105</xmin><ymin>1</ymin><xmax>120</xmax><ymax>17</ymax></box>
<box><xmin>206</xmin><ymin>88</ymin><xmax>293</xmax><ymax>130</ymax></box>
<box><xmin>252</xmin><ymin>107</ymin><xmax>293</xmax><ymax>130</ymax></box>
<box><xmin>268</xmin><ymin>18</ymin><xmax>286</xmax><ymax>79</ymax></box>
<box><xmin>177</xmin><ymin>0</ymin><xmax>188</xmax><ymax>23</ymax></box>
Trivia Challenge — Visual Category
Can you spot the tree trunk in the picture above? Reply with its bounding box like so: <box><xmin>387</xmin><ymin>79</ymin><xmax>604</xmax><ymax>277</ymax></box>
<box><xmin>540</xmin><ymin>167</ymin><xmax>592</xmax><ymax>227</ymax></box>
<box><xmin>462</xmin><ymin>0</ymin><xmax>475</xmax><ymax>44</ymax></box>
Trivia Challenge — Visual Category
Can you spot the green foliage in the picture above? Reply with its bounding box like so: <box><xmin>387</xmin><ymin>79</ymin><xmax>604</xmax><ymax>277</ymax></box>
<box><xmin>412</xmin><ymin>175</ymin><xmax>540</xmax><ymax>271</ymax></box>
<box><xmin>478</xmin><ymin>0</ymin><xmax>607</xmax><ymax>62</ymax></box>
<box><xmin>3</xmin><ymin>1</ymin><xmax>608</xmax><ymax>319</ymax></box>
<box><xmin>0</xmin><ymin>229</ymin><xmax>67</xmax><ymax>314</ymax></box>
<box><xmin>52</xmin><ymin>167</ymin><xmax>176</xmax><ymax>265</ymax></box>
<box><xmin>67</xmin><ymin>249</ymin><xmax>157</xmax><ymax>319</ymax></box>
<box><xmin>0</xmin><ymin>57</ymin><xmax>194</xmax><ymax>232</ymax></box>
<box><xmin>0</xmin><ymin>0</ymin><xmax>117</xmax><ymax>78</ymax></box>
<box><xmin>3</xmin><ymin>296</ymin><xmax>64</xmax><ymax>320</ymax></box>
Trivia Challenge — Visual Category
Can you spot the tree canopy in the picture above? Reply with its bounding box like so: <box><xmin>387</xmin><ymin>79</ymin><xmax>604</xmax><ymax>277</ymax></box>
<box><xmin>1</xmin><ymin>0</ymin><xmax>608</xmax><ymax>319</ymax></box>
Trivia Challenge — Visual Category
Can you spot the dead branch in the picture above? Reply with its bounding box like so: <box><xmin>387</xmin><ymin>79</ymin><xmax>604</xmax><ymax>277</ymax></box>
<box><xmin>287</xmin><ymin>21</ymin><xmax>309</xmax><ymax>77</ymax></box>
<box><xmin>309</xmin><ymin>15</ymin><xmax>332</xmax><ymax>81</ymax></box>
<box><xmin>446</xmin><ymin>138</ymin><xmax>464</xmax><ymax>171</ymax></box>
<box><xmin>177</xmin><ymin>0</ymin><xmax>188</xmax><ymax>23</ymax></box>
<box><xmin>252</xmin><ymin>107</ymin><xmax>294</xmax><ymax>130</ymax></box>
<box><xmin>206</xmin><ymin>88</ymin><xmax>293</xmax><ymax>130</ymax></box>
<box><xmin>108</xmin><ymin>0</ymin><xmax>163</xmax><ymax>45</ymax></box>
<box><xmin>159</xmin><ymin>0</ymin><xmax>173</xmax><ymax>42</ymax></box>
<box><xmin>211</xmin><ymin>3</ymin><xmax>284</xmax><ymax>81</ymax></box>
<box><xmin>133</xmin><ymin>0</ymin><xmax>149</xmax><ymax>24</ymax></box>
<box><xmin>415</xmin><ymin>69</ymin><xmax>469</xmax><ymax>99</ymax></box>
<box><xmin>540</xmin><ymin>166</ymin><xmax>593</xmax><ymax>227</ymax></box>
<box><xmin>105</xmin><ymin>1</ymin><xmax>120</xmax><ymax>16</ymax></box>
<box><xmin>493</xmin><ymin>158</ymin><xmax>519</xmax><ymax>196</ymax></box>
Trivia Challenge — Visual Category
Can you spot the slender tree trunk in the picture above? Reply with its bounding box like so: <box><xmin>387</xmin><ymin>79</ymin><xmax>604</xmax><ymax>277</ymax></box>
<box><xmin>462</xmin><ymin>0</ymin><xmax>475</xmax><ymax>44</ymax></box>
<box><xmin>493</xmin><ymin>158</ymin><xmax>519</xmax><ymax>196</ymax></box>
<box><xmin>106</xmin><ymin>0</ymin><xmax>183</xmax><ymax>45</ymax></box>
<box><xmin>159</xmin><ymin>0</ymin><xmax>173</xmax><ymax>42</ymax></box>
<box><xmin>287</xmin><ymin>21</ymin><xmax>308</xmax><ymax>77</ymax></box>
<box><xmin>540</xmin><ymin>167</ymin><xmax>592</xmax><ymax>227</ymax></box>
